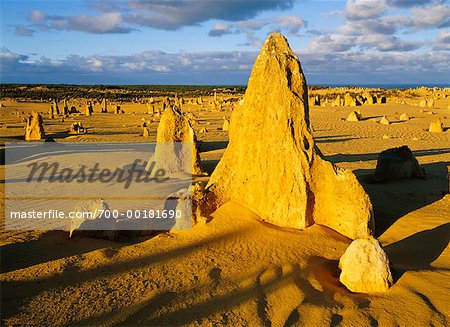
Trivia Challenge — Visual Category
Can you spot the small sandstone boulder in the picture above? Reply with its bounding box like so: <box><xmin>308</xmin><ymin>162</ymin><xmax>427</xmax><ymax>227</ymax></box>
<box><xmin>429</xmin><ymin>117</ymin><xmax>443</xmax><ymax>133</ymax></box>
<box><xmin>374</xmin><ymin>145</ymin><xmax>426</xmax><ymax>182</ymax></box>
<box><xmin>339</xmin><ymin>237</ymin><xmax>393</xmax><ymax>293</ymax></box>
<box><xmin>380</xmin><ymin>116</ymin><xmax>390</xmax><ymax>125</ymax></box>
<box><xmin>399</xmin><ymin>113</ymin><xmax>409</xmax><ymax>121</ymax></box>
<box><xmin>70</xmin><ymin>199</ymin><xmax>118</xmax><ymax>240</ymax></box>
<box><xmin>346</xmin><ymin>111</ymin><xmax>361</xmax><ymax>122</ymax></box>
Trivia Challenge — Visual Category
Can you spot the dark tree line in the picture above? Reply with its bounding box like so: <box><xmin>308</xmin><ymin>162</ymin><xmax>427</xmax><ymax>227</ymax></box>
<box><xmin>0</xmin><ymin>84</ymin><xmax>246</xmax><ymax>101</ymax></box>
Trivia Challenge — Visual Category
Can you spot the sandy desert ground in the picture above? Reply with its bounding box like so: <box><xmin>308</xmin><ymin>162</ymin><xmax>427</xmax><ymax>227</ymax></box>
<box><xmin>1</xmin><ymin>87</ymin><xmax>450</xmax><ymax>326</ymax></box>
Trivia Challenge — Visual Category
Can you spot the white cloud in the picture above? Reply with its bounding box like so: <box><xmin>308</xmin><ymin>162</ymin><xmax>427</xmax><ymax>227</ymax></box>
<box><xmin>357</xmin><ymin>34</ymin><xmax>421</xmax><ymax>51</ymax></box>
<box><xmin>433</xmin><ymin>30</ymin><xmax>450</xmax><ymax>50</ymax></box>
<box><xmin>209</xmin><ymin>23</ymin><xmax>233</xmax><ymax>37</ymax></box>
<box><xmin>340</xmin><ymin>19</ymin><xmax>397</xmax><ymax>35</ymax></box>
<box><xmin>276</xmin><ymin>16</ymin><xmax>306</xmax><ymax>34</ymax></box>
<box><xmin>1</xmin><ymin>47</ymin><xmax>449</xmax><ymax>84</ymax></box>
<box><xmin>308</xmin><ymin>34</ymin><xmax>358</xmax><ymax>52</ymax></box>
<box><xmin>208</xmin><ymin>15</ymin><xmax>306</xmax><ymax>48</ymax></box>
<box><xmin>345</xmin><ymin>0</ymin><xmax>388</xmax><ymax>20</ymax></box>
<box><xmin>29</xmin><ymin>10</ymin><xmax>46</xmax><ymax>22</ymax></box>
<box><xmin>15</xmin><ymin>26</ymin><xmax>35</xmax><ymax>37</ymax></box>
<box><xmin>408</xmin><ymin>3</ymin><xmax>450</xmax><ymax>28</ymax></box>
<box><xmin>124</xmin><ymin>0</ymin><xmax>294</xmax><ymax>30</ymax></box>
<box><xmin>40</xmin><ymin>12</ymin><xmax>133</xmax><ymax>34</ymax></box>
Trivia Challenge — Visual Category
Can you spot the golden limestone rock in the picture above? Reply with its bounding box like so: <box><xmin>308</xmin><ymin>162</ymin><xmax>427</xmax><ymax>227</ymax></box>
<box><xmin>143</xmin><ymin>127</ymin><xmax>150</xmax><ymax>138</ymax></box>
<box><xmin>399</xmin><ymin>113</ymin><xmax>409</xmax><ymax>121</ymax></box>
<box><xmin>362</xmin><ymin>92</ymin><xmax>375</xmax><ymax>104</ymax></box>
<box><xmin>25</xmin><ymin>112</ymin><xmax>45</xmax><ymax>141</ymax></box>
<box><xmin>222</xmin><ymin>118</ymin><xmax>230</xmax><ymax>131</ymax></box>
<box><xmin>146</xmin><ymin>106</ymin><xmax>202</xmax><ymax>175</ymax></box>
<box><xmin>346</xmin><ymin>110</ymin><xmax>362</xmax><ymax>122</ymax></box>
<box><xmin>429</xmin><ymin>117</ymin><xmax>443</xmax><ymax>133</ymax></box>
<box><xmin>48</xmin><ymin>104</ymin><xmax>55</xmax><ymax>119</ymax></box>
<box><xmin>380</xmin><ymin>116</ymin><xmax>390</xmax><ymax>125</ymax></box>
<box><xmin>205</xmin><ymin>33</ymin><xmax>374</xmax><ymax>239</ymax></box>
<box><xmin>339</xmin><ymin>237</ymin><xmax>393</xmax><ymax>293</ymax></box>
<box><xmin>85</xmin><ymin>102</ymin><xmax>93</xmax><ymax>116</ymax></box>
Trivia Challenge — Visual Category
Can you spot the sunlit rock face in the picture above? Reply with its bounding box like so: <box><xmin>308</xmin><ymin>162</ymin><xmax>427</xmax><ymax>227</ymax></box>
<box><xmin>206</xmin><ymin>33</ymin><xmax>374</xmax><ymax>239</ymax></box>
<box><xmin>339</xmin><ymin>237</ymin><xmax>393</xmax><ymax>293</ymax></box>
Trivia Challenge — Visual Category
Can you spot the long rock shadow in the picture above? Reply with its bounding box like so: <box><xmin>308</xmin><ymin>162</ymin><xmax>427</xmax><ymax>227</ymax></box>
<box><xmin>74</xmin><ymin>263</ymin><xmax>332</xmax><ymax>327</ymax></box>
<box><xmin>0</xmin><ymin>231</ymin><xmax>123</xmax><ymax>273</ymax></box>
<box><xmin>202</xmin><ymin>159</ymin><xmax>220</xmax><ymax>175</ymax></box>
<box><xmin>354</xmin><ymin>162</ymin><xmax>449</xmax><ymax>237</ymax></box>
<box><xmin>325</xmin><ymin>148</ymin><xmax>450</xmax><ymax>164</ymax></box>
<box><xmin>315</xmin><ymin>135</ymin><xmax>359</xmax><ymax>144</ymax></box>
<box><xmin>198</xmin><ymin>141</ymin><xmax>228</xmax><ymax>153</ymax></box>
<box><xmin>0</xmin><ymin>226</ymin><xmax>251</xmax><ymax>321</ymax></box>
<box><xmin>385</xmin><ymin>223</ymin><xmax>450</xmax><ymax>281</ymax></box>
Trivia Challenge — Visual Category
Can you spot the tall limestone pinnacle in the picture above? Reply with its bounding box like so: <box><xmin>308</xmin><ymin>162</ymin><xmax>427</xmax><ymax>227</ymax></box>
<box><xmin>146</xmin><ymin>106</ymin><xmax>203</xmax><ymax>175</ymax></box>
<box><xmin>206</xmin><ymin>33</ymin><xmax>374</xmax><ymax>239</ymax></box>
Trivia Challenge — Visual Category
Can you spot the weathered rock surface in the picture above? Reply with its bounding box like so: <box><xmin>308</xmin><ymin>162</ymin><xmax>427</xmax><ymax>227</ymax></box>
<box><xmin>205</xmin><ymin>33</ymin><xmax>374</xmax><ymax>239</ymax></box>
<box><xmin>70</xmin><ymin>199</ymin><xmax>119</xmax><ymax>240</ymax></box>
<box><xmin>399</xmin><ymin>113</ymin><xmax>409</xmax><ymax>121</ymax></box>
<box><xmin>85</xmin><ymin>102</ymin><xmax>93</xmax><ymax>116</ymax></box>
<box><xmin>165</xmin><ymin>181</ymin><xmax>214</xmax><ymax>230</ymax></box>
<box><xmin>143</xmin><ymin>127</ymin><xmax>150</xmax><ymax>138</ymax></box>
<box><xmin>380</xmin><ymin>116</ymin><xmax>390</xmax><ymax>125</ymax></box>
<box><xmin>222</xmin><ymin>118</ymin><xmax>230</xmax><ymax>131</ymax></box>
<box><xmin>25</xmin><ymin>112</ymin><xmax>45</xmax><ymax>141</ymax></box>
<box><xmin>429</xmin><ymin>117</ymin><xmax>443</xmax><ymax>133</ymax></box>
<box><xmin>344</xmin><ymin>93</ymin><xmax>356</xmax><ymax>106</ymax></box>
<box><xmin>339</xmin><ymin>237</ymin><xmax>393</xmax><ymax>293</ymax></box>
<box><xmin>70</xmin><ymin>122</ymin><xmax>86</xmax><ymax>134</ymax></box>
<box><xmin>333</xmin><ymin>95</ymin><xmax>343</xmax><ymax>107</ymax></box>
<box><xmin>373</xmin><ymin>145</ymin><xmax>426</xmax><ymax>182</ymax></box>
<box><xmin>146</xmin><ymin>106</ymin><xmax>202</xmax><ymax>175</ymax></box>
<box><xmin>49</xmin><ymin>105</ymin><xmax>55</xmax><ymax>119</ymax></box>
<box><xmin>363</xmin><ymin>92</ymin><xmax>375</xmax><ymax>104</ymax></box>
<box><xmin>53</xmin><ymin>99</ymin><xmax>60</xmax><ymax>115</ymax></box>
<box><xmin>346</xmin><ymin>110</ymin><xmax>361</xmax><ymax>122</ymax></box>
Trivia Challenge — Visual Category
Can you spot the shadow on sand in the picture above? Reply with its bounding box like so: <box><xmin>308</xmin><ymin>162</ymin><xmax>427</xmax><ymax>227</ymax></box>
<box><xmin>0</xmin><ymin>231</ymin><xmax>123</xmax><ymax>274</ymax></box>
<box><xmin>324</xmin><ymin>148</ymin><xmax>450</xmax><ymax>164</ymax></box>
<box><xmin>354</xmin><ymin>161</ymin><xmax>449</xmax><ymax>237</ymax></box>
<box><xmin>0</xmin><ymin>225</ymin><xmax>252</xmax><ymax>321</ymax></box>
<box><xmin>385</xmin><ymin>223</ymin><xmax>450</xmax><ymax>277</ymax></box>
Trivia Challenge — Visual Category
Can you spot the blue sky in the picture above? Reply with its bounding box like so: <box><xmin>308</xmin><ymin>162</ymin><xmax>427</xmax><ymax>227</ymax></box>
<box><xmin>1</xmin><ymin>0</ymin><xmax>449</xmax><ymax>85</ymax></box>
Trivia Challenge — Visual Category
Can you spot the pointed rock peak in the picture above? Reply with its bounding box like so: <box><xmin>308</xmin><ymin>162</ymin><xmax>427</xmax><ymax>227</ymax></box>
<box><xmin>262</xmin><ymin>33</ymin><xmax>292</xmax><ymax>54</ymax></box>
<box><xmin>249</xmin><ymin>32</ymin><xmax>306</xmax><ymax>91</ymax></box>
<box><xmin>206</xmin><ymin>33</ymin><xmax>374</xmax><ymax>239</ymax></box>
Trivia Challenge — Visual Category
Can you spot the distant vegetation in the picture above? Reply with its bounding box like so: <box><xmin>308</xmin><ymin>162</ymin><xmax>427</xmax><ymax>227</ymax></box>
<box><xmin>0</xmin><ymin>84</ymin><xmax>247</xmax><ymax>101</ymax></box>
